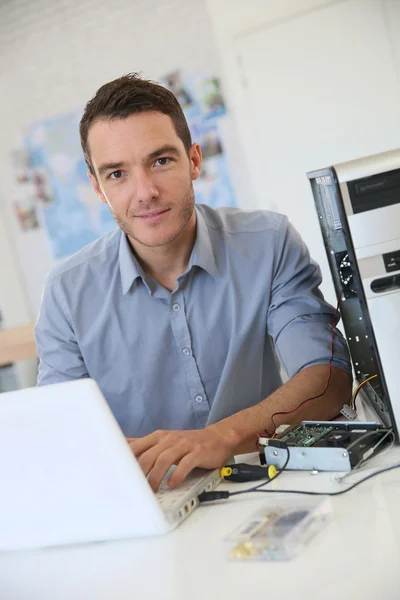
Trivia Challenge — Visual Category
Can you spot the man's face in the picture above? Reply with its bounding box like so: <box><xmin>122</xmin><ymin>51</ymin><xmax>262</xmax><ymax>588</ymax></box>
<box><xmin>87</xmin><ymin>111</ymin><xmax>202</xmax><ymax>248</ymax></box>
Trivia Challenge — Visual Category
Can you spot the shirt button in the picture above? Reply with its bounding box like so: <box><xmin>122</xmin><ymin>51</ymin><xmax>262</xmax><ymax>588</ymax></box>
<box><xmin>172</xmin><ymin>303</ymin><xmax>180</xmax><ymax>311</ymax></box>
<box><xmin>182</xmin><ymin>348</ymin><xmax>191</xmax><ymax>356</ymax></box>
<box><xmin>195</xmin><ymin>395</ymin><xmax>203</xmax><ymax>403</ymax></box>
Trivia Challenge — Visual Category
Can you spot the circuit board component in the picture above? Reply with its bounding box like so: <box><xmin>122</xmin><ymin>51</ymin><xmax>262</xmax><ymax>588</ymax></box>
<box><xmin>279</xmin><ymin>424</ymin><xmax>334</xmax><ymax>447</ymax></box>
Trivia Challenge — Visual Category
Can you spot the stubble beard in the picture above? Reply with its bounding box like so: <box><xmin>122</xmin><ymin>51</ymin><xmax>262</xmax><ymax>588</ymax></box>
<box><xmin>112</xmin><ymin>183</ymin><xmax>195</xmax><ymax>249</ymax></box>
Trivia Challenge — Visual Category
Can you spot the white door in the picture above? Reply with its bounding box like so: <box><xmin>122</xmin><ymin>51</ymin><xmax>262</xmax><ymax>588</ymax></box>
<box><xmin>233</xmin><ymin>0</ymin><xmax>400</xmax><ymax>303</ymax></box>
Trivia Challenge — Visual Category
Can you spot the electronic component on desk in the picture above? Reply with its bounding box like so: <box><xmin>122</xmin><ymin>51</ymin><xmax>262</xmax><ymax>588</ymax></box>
<box><xmin>258</xmin><ymin>420</ymin><xmax>392</xmax><ymax>472</ymax></box>
<box><xmin>225</xmin><ymin>497</ymin><xmax>332</xmax><ymax>561</ymax></box>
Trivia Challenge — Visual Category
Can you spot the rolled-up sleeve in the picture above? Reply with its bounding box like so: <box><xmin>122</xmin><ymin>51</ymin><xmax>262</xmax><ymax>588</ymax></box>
<box><xmin>267</xmin><ymin>216</ymin><xmax>351</xmax><ymax>378</ymax></box>
<box><xmin>34</xmin><ymin>274</ymin><xmax>89</xmax><ymax>386</ymax></box>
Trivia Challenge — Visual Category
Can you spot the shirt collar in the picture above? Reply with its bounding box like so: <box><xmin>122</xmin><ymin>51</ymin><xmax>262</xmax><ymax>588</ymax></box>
<box><xmin>119</xmin><ymin>231</ymin><xmax>146</xmax><ymax>295</ymax></box>
<box><xmin>188</xmin><ymin>206</ymin><xmax>218</xmax><ymax>278</ymax></box>
<box><xmin>119</xmin><ymin>205</ymin><xmax>218</xmax><ymax>295</ymax></box>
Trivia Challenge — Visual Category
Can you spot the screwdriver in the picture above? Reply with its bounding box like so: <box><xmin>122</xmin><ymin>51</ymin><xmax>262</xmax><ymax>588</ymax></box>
<box><xmin>220</xmin><ymin>463</ymin><xmax>277</xmax><ymax>482</ymax></box>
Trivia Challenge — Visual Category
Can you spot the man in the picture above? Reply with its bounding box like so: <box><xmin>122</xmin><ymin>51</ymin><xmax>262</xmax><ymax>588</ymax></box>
<box><xmin>35</xmin><ymin>73</ymin><xmax>352</xmax><ymax>491</ymax></box>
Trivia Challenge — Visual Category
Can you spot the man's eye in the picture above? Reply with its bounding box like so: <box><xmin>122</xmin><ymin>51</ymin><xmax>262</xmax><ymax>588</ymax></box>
<box><xmin>155</xmin><ymin>157</ymin><xmax>171</xmax><ymax>167</ymax></box>
<box><xmin>109</xmin><ymin>170</ymin><xmax>123</xmax><ymax>180</ymax></box>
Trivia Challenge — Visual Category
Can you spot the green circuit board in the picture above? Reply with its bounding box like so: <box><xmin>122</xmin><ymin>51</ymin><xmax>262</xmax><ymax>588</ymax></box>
<box><xmin>279</xmin><ymin>425</ymin><xmax>334</xmax><ymax>447</ymax></box>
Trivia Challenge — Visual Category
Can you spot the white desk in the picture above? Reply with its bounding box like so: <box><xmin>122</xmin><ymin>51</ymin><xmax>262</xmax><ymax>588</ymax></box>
<box><xmin>1</xmin><ymin>447</ymin><xmax>400</xmax><ymax>600</ymax></box>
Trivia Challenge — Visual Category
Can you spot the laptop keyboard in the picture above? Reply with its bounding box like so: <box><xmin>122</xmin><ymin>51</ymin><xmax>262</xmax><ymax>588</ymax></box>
<box><xmin>156</xmin><ymin>467</ymin><xmax>219</xmax><ymax>511</ymax></box>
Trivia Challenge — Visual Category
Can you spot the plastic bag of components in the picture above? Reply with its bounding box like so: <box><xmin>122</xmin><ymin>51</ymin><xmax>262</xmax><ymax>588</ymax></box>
<box><xmin>225</xmin><ymin>495</ymin><xmax>332</xmax><ymax>561</ymax></box>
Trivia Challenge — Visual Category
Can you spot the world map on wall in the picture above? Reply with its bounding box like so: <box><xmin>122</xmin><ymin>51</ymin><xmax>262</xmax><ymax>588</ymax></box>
<box><xmin>23</xmin><ymin>73</ymin><xmax>236</xmax><ymax>260</ymax></box>
<box><xmin>26</xmin><ymin>110</ymin><xmax>117</xmax><ymax>258</ymax></box>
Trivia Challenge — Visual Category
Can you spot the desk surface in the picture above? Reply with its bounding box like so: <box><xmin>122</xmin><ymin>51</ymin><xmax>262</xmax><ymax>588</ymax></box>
<box><xmin>1</xmin><ymin>447</ymin><xmax>400</xmax><ymax>600</ymax></box>
<box><xmin>0</xmin><ymin>324</ymin><xmax>36</xmax><ymax>367</ymax></box>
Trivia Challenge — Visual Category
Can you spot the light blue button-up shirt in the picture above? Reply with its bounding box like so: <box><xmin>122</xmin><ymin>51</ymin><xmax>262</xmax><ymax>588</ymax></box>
<box><xmin>35</xmin><ymin>204</ymin><xmax>351</xmax><ymax>436</ymax></box>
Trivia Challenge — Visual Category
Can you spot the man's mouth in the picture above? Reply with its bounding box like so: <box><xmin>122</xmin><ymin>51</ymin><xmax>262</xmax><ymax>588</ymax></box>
<box><xmin>135</xmin><ymin>208</ymin><xmax>170</xmax><ymax>221</ymax></box>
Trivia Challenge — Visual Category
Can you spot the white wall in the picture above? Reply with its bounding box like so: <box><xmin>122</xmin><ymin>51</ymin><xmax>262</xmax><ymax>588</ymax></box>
<box><xmin>205</xmin><ymin>0</ymin><xmax>339</xmax><ymax>207</ymax></box>
<box><xmin>0</xmin><ymin>0</ymin><xmax>249</xmax><ymax>328</ymax></box>
<box><xmin>206</xmin><ymin>0</ymin><xmax>400</xmax><ymax>305</ymax></box>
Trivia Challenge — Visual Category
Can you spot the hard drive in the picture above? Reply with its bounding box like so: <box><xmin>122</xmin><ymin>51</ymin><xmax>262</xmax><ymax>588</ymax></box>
<box><xmin>259</xmin><ymin>421</ymin><xmax>392</xmax><ymax>471</ymax></box>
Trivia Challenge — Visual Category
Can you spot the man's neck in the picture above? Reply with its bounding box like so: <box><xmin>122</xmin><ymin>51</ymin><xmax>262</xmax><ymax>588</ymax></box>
<box><xmin>128</xmin><ymin>212</ymin><xmax>197</xmax><ymax>291</ymax></box>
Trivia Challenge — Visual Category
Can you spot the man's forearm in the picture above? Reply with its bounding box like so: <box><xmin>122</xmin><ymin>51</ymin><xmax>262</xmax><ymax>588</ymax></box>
<box><xmin>210</xmin><ymin>365</ymin><xmax>352</xmax><ymax>453</ymax></box>
<box><xmin>131</xmin><ymin>365</ymin><xmax>352</xmax><ymax>491</ymax></box>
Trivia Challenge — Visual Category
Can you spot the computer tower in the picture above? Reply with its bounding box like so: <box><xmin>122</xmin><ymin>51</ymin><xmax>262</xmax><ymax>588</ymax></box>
<box><xmin>307</xmin><ymin>148</ymin><xmax>400</xmax><ymax>440</ymax></box>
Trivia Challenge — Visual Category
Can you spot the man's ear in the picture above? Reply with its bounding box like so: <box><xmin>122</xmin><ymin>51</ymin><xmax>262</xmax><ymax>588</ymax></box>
<box><xmin>88</xmin><ymin>171</ymin><xmax>107</xmax><ymax>204</ymax></box>
<box><xmin>190</xmin><ymin>143</ymin><xmax>203</xmax><ymax>182</ymax></box>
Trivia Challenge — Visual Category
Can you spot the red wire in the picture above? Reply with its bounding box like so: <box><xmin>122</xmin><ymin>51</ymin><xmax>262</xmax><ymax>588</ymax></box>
<box><xmin>267</xmin><ymin>292</ymin><xmax>342</xmax><ymax>436</ymax></box>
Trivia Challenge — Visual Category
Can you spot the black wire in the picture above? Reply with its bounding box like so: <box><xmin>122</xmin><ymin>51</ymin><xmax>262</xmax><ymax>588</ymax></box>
<box><xmin>344</xmin><ymin>428</ymin><xmax>391</xmax><ymax>453</ymax></box>
<box><xmin>250</xmin><ymin>463</ymin><xmax>400</xmax><ymax>496</ymax></box>
<box><xmin>230</xmin><ymin>446</ymin><xmax>400</xmax><ymax>498</ymax></box>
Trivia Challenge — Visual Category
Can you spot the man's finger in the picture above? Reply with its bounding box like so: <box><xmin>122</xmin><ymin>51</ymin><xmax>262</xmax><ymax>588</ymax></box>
<box><xmin>128</xmin><ymin>431</ymin><xmax>163</xmax><ymax>457</ymax></box>
<box><xmin>147</xmin><ymin>446</ymin><xmax>188</xmax><ymax>492</ymax></box>
<box><xmin>136</xmin><ymin>434</ymin><xmax>187</xmax><ymax>475</ymax></box>
<box><xmin>137</xmin><ymin>442</ymin><xmax>169</xmax><ymax>477</ymax></box>
<box><xmin>166</xmin><ymin>452</ymin><xmax>200</xmax><ymax>488</ymax></box>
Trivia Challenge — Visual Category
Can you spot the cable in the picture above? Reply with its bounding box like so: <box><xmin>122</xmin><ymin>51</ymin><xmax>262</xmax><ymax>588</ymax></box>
<box><xmin>253</xmin><ymin>462</ymin><xmax>400</xmax><ymax>497</ymax></box>
<box><xmin>266</xmin><ymin>293</ymin><xmax>342</xmax><ymax>436</ymax></box>
<box><xmin>369</xmin><ymin>430</ymin><xmax>396</xmax><ymax>459</ymax></box>
<box><xmin>199</xmin><ymin>445</ymin><xmax>291</xmax><ymax>502</ymax></box>
<box><xmin>199</xmin><ymin>444</ymin><xmax>400</xmax><ymax>502</ymax></box>
<box><xmin>338</xmin><ymin>430</ymin><xmax>396</xmax><ymax>482</ymax></box>
<box><xmin>349</xmin><ymin>429</ymin><xmax>395</xmax><ymax>472</ymax></box>
<box><xmin>352</xmin><ymin>374</ymin><xmax>378</xmax><ymax>411</ymax></box>
<box><xmin>344</xmin><ymin>428</ymin><xmax>390</xmax><ymax>454</ymax></box>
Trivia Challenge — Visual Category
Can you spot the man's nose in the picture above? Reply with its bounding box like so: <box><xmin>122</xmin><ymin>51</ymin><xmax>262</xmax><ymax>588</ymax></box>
<box><xmin>133</xmin><ymin>168</ymin><xmax>159</xmax><ymax>204</ymax></box>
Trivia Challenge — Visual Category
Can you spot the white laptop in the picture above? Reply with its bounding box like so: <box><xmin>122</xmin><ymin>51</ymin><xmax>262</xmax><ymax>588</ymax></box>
<box><xmin>0</xmin><ymin>379</ymin><xmax>221</xmax><ymax>551</ymax></box>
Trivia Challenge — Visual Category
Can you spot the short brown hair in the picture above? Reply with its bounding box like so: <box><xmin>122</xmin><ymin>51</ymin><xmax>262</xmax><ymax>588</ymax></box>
<box><xmin>79</xmin><ymin>72</ymin><xmax>192</xmax><ymax>175</ymax></box>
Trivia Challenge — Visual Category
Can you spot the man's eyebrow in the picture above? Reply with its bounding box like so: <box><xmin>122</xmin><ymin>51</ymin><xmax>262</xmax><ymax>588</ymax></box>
<box><xmin>96</xmin><ymin>146</ymin><xmax>181</xmax><ymax>176</ymax></box>
<box><xmin>97</xmin><ymin>161</ymin><xmax>129</xmax><ymax>176</ymax></box>
<box><xmin>147</xmin><ymin>145</ymin><xmax>181</xmax><ymax>161</ymax></box>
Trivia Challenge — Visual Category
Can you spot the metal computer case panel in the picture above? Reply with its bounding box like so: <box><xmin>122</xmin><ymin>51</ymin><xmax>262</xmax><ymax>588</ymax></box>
<box><xmin>307</xmin><ymin>163</ymin><xmax>399</xmax><ymax>440</ymax></box>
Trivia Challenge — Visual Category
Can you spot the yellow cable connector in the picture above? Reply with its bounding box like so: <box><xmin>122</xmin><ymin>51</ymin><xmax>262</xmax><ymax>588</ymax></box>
<box><xmin>220</xmin><ymin>467</ymin><xmax>233</xmax><ymax>479</ymax></box>
<box><xmin>268</xmin><ymin>465</ymin><xmax>277</xmax><ymax>479</ymax></box>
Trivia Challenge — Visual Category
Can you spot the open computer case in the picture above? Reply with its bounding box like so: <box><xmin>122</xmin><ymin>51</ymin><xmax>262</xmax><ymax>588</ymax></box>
<box><xmin>307</xmin><ymin>148</ymin><xmax>400</xmax><ymax>441</ymax></box>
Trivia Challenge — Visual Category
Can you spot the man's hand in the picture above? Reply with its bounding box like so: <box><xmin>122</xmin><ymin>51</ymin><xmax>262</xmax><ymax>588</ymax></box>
<box><xmin>127</xmin><ymin>366</ymin><xmax>351</xmax><ymax>493</ymax></box>
<box><xmin>127</xmin><ymin>425</ymin><xmax>238</xmax><ymax>492</ymax></box>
